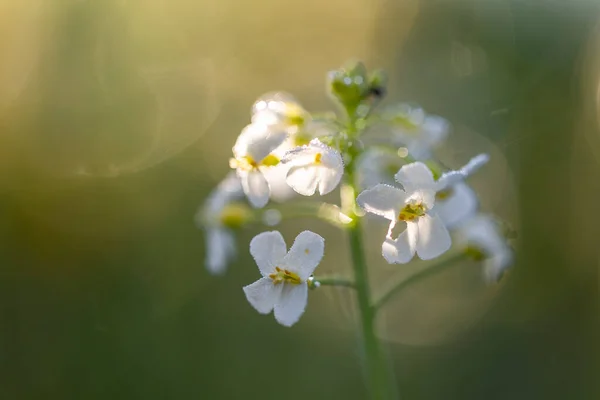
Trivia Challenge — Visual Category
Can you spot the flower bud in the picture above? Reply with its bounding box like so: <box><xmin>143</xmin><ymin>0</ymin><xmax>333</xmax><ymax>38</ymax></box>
<box><xmin>327</xmin><ymin>61</ymin><xmax>369</xmax><ymax>113</ymax></box>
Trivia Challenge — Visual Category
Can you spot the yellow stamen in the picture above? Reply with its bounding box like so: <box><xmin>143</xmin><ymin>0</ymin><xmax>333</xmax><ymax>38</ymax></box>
<box><xmin>314</xmin><ymin>153</ymin><xmax>322</xmax><ymax>164</ymax></box>
<box><xmin>398</xmin><ymin>202</ymin><xmax>427</xmax><ymax>222</ymax></box>
<box><xmin>268</xmin><ymin>266</ymin><xmax>302</xmax><ymax>285</ymax></box>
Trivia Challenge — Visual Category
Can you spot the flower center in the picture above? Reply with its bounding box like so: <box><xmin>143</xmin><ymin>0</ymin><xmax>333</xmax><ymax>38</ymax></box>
<box><xmin>464</xmin><ymin>246</ymin><xmax>486</xmax><ymax>261</ymax></box>
<box><xmin>219</xmin><ymin>203</ymin><xmax>252</xmax><ymax>229</ymax></box>
<box><xmin>230</xmin><ymin>154</ymin><xmax>280</xmax><ymax>171</ymax></box>
<box><xmin>314</xmin><ymin>152</ymin><xmax>322</xmax><ymax>164</ymax></box>
<box><xmin>398</xmin><ymin>202</ymin><xmax>427</xmax><ymax>222</ymax></box>
<box><xmin>435</xmin><ymin>188</ymin><xmax>454</xmax><ymax>200</ymax></box>
<box><xmin>269</xmin><ymin>267</ymin><xmax>302</xmax><ymax>285</ymax></box>
<box><xmin>284</xmin><ymin>104</ymin><xmax>307</xmax><ymax>127</ymax></box>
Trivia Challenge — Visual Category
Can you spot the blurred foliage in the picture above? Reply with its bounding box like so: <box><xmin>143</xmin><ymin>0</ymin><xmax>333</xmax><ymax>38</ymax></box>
<box><xmin>0</xmin><ymin>0</ymin><xmax>598</xmax><ymax>399</ymax></box>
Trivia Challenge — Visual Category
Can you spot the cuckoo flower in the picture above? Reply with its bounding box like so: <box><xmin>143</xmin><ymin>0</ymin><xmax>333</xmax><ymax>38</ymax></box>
<box><xmin>230</xmin><ymin>123</ymin><xmax>288</xmax><ymax>208</ymax></box>
<box><xmin>356</xmin><ymin>147</ymin><xmax>404</xmax><ymax>190</ymax></box>
<box><xmin>433</xmin><ymin>154</ymin><xmax>489</xmax><ymax>228</ymax></box>
<box><xmin>382</xmin><ymin>104</ymin><xmax>449</xmax><ymax>161</ymax></box>
<box><xmin>457</xmin><ymin>214</ymin><xmax>513</xmax><ymax>282</ymax></box>
<box><xmin>357</xmin><ymin>162</ymin><xmax>451</xmax><ymax>263</ymax></box>
<box><xmin>196</xmin><ymin>173</ymin><xmax>245</xmax><ymax>275</ymax></box>
<box><xmin>280</xmin><ymin>139</ymin><xmax>344</xmax><ymax>196</ymax></box>
<box><xmin>243</xmin><ymin>230</ymin><xmax>325</xmax><ymax>327</ymax></box>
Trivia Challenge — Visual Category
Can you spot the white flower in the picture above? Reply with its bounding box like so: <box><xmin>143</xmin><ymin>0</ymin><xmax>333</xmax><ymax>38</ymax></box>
<box><xmin>280</xmin><ymin>139</ymin><xmax>344</xmax><ymax>196</ymax></box>
<box><xmin>243</xmin><ymin>230</ymin><xmax>325</xmax><ymax>327</ymax></box>
<box><xmin>230</xmin><ymin>123</ymin><xmax>288</xmax><ymax>208</ymax></box>
<box><xmin>457</xmin><ymin>214</ymin><xmax>513</xmax><ymax>282</ymax></box>
<box><xmin>251</xmin><ymin>92</ymin><xmax>308</xmax><ymax>135</ymax></box>
<box><xmin>356</xmin><ymin>147</ymin><xmax>404</xmax><ymax>190</ymax></box>
<box><xmin>196</xmin><ymin>173</ymin><xmax>244</xmax><ymax>275</ymax></box>
<box><xmin>383</xmin><ymin>104</ymin><xmax>449</xmax><ymax>160</ymax></box>
<box><xmin>357</xmin><ymin>162</ymin><xmax>451</xmax><ymax>263</ymax></box>
<box><xmin>435</xmin><ymin>182</ymin><xmax>478</xmax><ymax>229</ymax></box>
<box><xmin>433</xmin><ymin>154</ymin><xmax>489</xmax><ymax>229</ymax></box>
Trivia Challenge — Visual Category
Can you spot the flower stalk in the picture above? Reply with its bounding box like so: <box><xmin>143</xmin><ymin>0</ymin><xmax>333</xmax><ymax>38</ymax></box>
<box><xmin>346</xmin><ymin>190</ymin><xmax>397</xmax><ymax>400</ymax></box>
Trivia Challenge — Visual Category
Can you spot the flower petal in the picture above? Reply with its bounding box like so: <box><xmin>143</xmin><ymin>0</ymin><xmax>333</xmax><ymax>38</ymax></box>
<box><xmin>483</xmin><ymin>251</ymin><xmax>513</xmax><ymax>283</ymax></box>
<box><xmin>435</xmin><ymin>182</ymin><xmax>478</xmax><ymax>229</ymax></box>
<box><xmin>249</xmin><ymin>230</ymin><xmax>287</xmax><ymax>276</ymax></box>
<box><xmin>206</xmin><ymin>228</ymin><xmax>236</xmax><ymax>275</ymax></box>
<box><xmin>394</xmin><ymin>162</ymin><xmax>436</xmax><ymax>192</ymax></box>
<box><xmin>316</xmin><ymin>163</ymin><xmax>343</xmax><ymax>195</ymax></box>
<box><xmin>233</xmin><ymin>123</ymin><xmax>288</xmax><ymax>161</ymax></box>
<box><xmin>274</xmin><ymin>284</ymin><xmax>308</xmax><ymax>327</ymax></box>
<box><xmin>416</xmin><ymin>212</ymin><xmax>451</xmax><ymax>260</ymax></box>
<box><xmin>239</xmin><ymin>169</ymin><xmax>270</xmax><ymax>208</ymax></box>
<box><xmin>382</xmin><ymin>222</ymin><xmax>418</xmax><ymax>264</ymax></box>
<box><xmin>356</xmin><ymin>184</ymin><xmax>406</xmax><ymax>221</ymax></box>
<box><xmin>243</xmin><ymin>277</ymin><xmax>283</xmax><ymax>314</ymax></box>
<box><xmin>283</xmin><ymin>230</ymin><xmax>324</xmax><ymax>280</ymax></box>
<box><xmin>281</xmin><ymin>140</ymin><xmax>344</xmax><ymax>196</ymax></box>
<box><xmin>286</xmin><ymin>165</ymin><xmax>319</xmax><ymax>196</ymax></box>
<box><xmin>435</xmin><ymin>153</ymin><xmax>489</xmax><ymax>191</ymax></box>
<box><xmin>458</xmin><ymin>214</ymin><xmax>512</xmax><ymax>282</ymax></box>
<box><xmin>262</xmin><ymin>164</ymin><xmax>296</xmax><ymax>202</ymax></box>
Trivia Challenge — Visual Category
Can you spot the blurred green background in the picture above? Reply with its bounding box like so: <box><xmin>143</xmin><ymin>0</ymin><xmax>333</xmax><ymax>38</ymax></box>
<box><xmin>0</xmin><ymin>0</ymin><xmax>598</xmax><ymax>399</ymax></box>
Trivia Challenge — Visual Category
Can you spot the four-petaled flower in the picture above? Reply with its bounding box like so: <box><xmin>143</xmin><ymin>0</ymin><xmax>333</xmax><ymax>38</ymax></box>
<box><xmin>230</xmin><ymin>123</ymin><xmax>288</xmax><ymax>208</ymax></box>
<box><xmin>196</xmin><ymin>173</ymin><xmax>244</xmax><ymax>275</ymax></box>
<box><xmin>357</xmin><ymin>162</ymin><xmax>451</xmax><ymax>263</ymax></box>
<box><xmin>281</xmin><ymin>139</ymin><xmax>344</xmax><ymax>196</ymax></box>
<box><xmin>243</xmin><ymin>230</ymin><xmax>325</xmax><ymax>327</ymax></box>
<box><xmin>457</xmin><ymin>214</ymin><xmax>513</xmax><ymax>283</ymax></box>
<box><xmin>382</xmin><ymin>103</ymin><xmax>449</xmax><ymax>161</ymax></box>
<box><xmin>433</xmin><ymin>154</ymin><xmax>489</xmax><ymax>228</ymax></box>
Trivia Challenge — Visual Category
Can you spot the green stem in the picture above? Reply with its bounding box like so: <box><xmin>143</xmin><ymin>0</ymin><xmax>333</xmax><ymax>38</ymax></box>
<box><xmin>261</xmin><ymin>202</ymin><xmax>351</xmax><ymax>228</ymax></box>
<box><xmin>343</xmin><ymin>182</ymin><xmax>396</xmax><ymax>400</ymax></box>
<box><xmin>372</xmin><ymin>251</ymin><xmax>467</xmax><ymax>312</ymax></box>
<box><xmin>314</xmin><ymin>276</ymin><xmax>355</xmax><ymax>288</ymax></box>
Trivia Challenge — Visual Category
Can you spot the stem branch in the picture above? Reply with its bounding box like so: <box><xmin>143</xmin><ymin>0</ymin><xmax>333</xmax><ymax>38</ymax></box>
<box><xmin>373</xmin><ymin>251</ymin><xmax>467</xmax><ymax>312</ymax></box>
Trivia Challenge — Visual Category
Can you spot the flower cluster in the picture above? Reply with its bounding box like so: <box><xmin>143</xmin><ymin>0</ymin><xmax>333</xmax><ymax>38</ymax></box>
<box><xmin>197</xmin><ymin>61</ymin><xmax>514</xmax><ymax>327</ymax></box>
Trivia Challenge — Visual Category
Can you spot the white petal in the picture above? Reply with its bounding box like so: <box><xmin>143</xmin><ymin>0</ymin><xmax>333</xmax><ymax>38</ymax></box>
<box><xmin>435</xmin><ymin>183</ymin><xmax>478</xmax><ymax>229</ymax></box>
<box><xmin>421</xmin><ymin>115</ymin><xmax>450</xmax><ymax>144</ymax></box>
<box><xmin>251</xmin><ymin>91</ymin><xmax>301</xmax><ymax>117</ymax></box>
<box><xmin>394</xmin><ymin>162</ymin><xmax>436</xmax><ymax>192</ymax></box>
<box><xmin>483</xmin><ymin>251</ymin><xmax>513</xmax><ymax>283</ymax></box>
<box><xmin>435</xmin><ymin>153</ymin><xmax>489</xmax><ymax>191</ymax></box>
<box><xmin>459</xmin><ymin>215</ymin><xmax>512</xmax><ymax>278</ymax></box>
<box><xmin>249</xmin><ymin>231</ymin><xmax>287</xmax><ymax>276</ymax></box>
<box><xmin>199</xmin><ymin>173</ymin><xmax>244</xmax><ymax>221</ymax></box>
<box><xmin>356</xmin><ymin>184</ymin><xmax>406</xmax><ymax>221</ymax></box>
<box><xmin>356</xmin><ymin>148</ymin><xmax>401</xmax><ymax>190</ymax></box>
<box><xmin>251</xmin><ymin>109</ymin><xmax>282</xmax><ymax>126</ymax></box>
<box><xmin>205</xmin><ymin>228</ymin><xmax>236</xmax><ymax>275</ymax></box>
<box><xmin>316</xmin><ymin>163</ymin><xmax>343</xmax><ymax>195</ymax></box>
<box><xmin>233</xmin><ymin>123</ymin><xmax>288</xmax><ymax>161</ymax></box>
<box><xmin>281</xmin><ymin>140</ymin><xmax>344</xmax><ymax>196</ymax></box>
<box><xmin>407</xmin><ymin>188</ymin><xmax>437</xmax><ymax>210</ymax></box>
<box><xmin>243</xmin><ymin>277</ymin><xmax>283</xmax><ymax>314</ymax></box>
<box><xmin>262</xmin><ymin>164</ymin><xmax>296</xmax><ymax>202</ymax></box>
<box><xmin>382</xmin><ymin>222</ymin><xmax>418</xmax><ymax>264</ymax></box>
<box><xmin>239</xmin><ymin>169</ymin><xmax>270</xmax><ymax>208</ymax></box>
<box><xmin>274</xmin><ymin>284</ymin><xmax>308</xmax><ymax>327</ymax></box>
<box><xmin>416</xmin><ymin>213</ymin><xmax>451</xmax><ymax>260</ymax></box>
<box><xmin>286</xmin><ymin>165</ymin><xmax>319</xmax><ymax>196</ymax></box>
<box><xmin>283</xmin><ymin>231</ymin><xmax>324</xmax><ymax>280</ymax></box>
